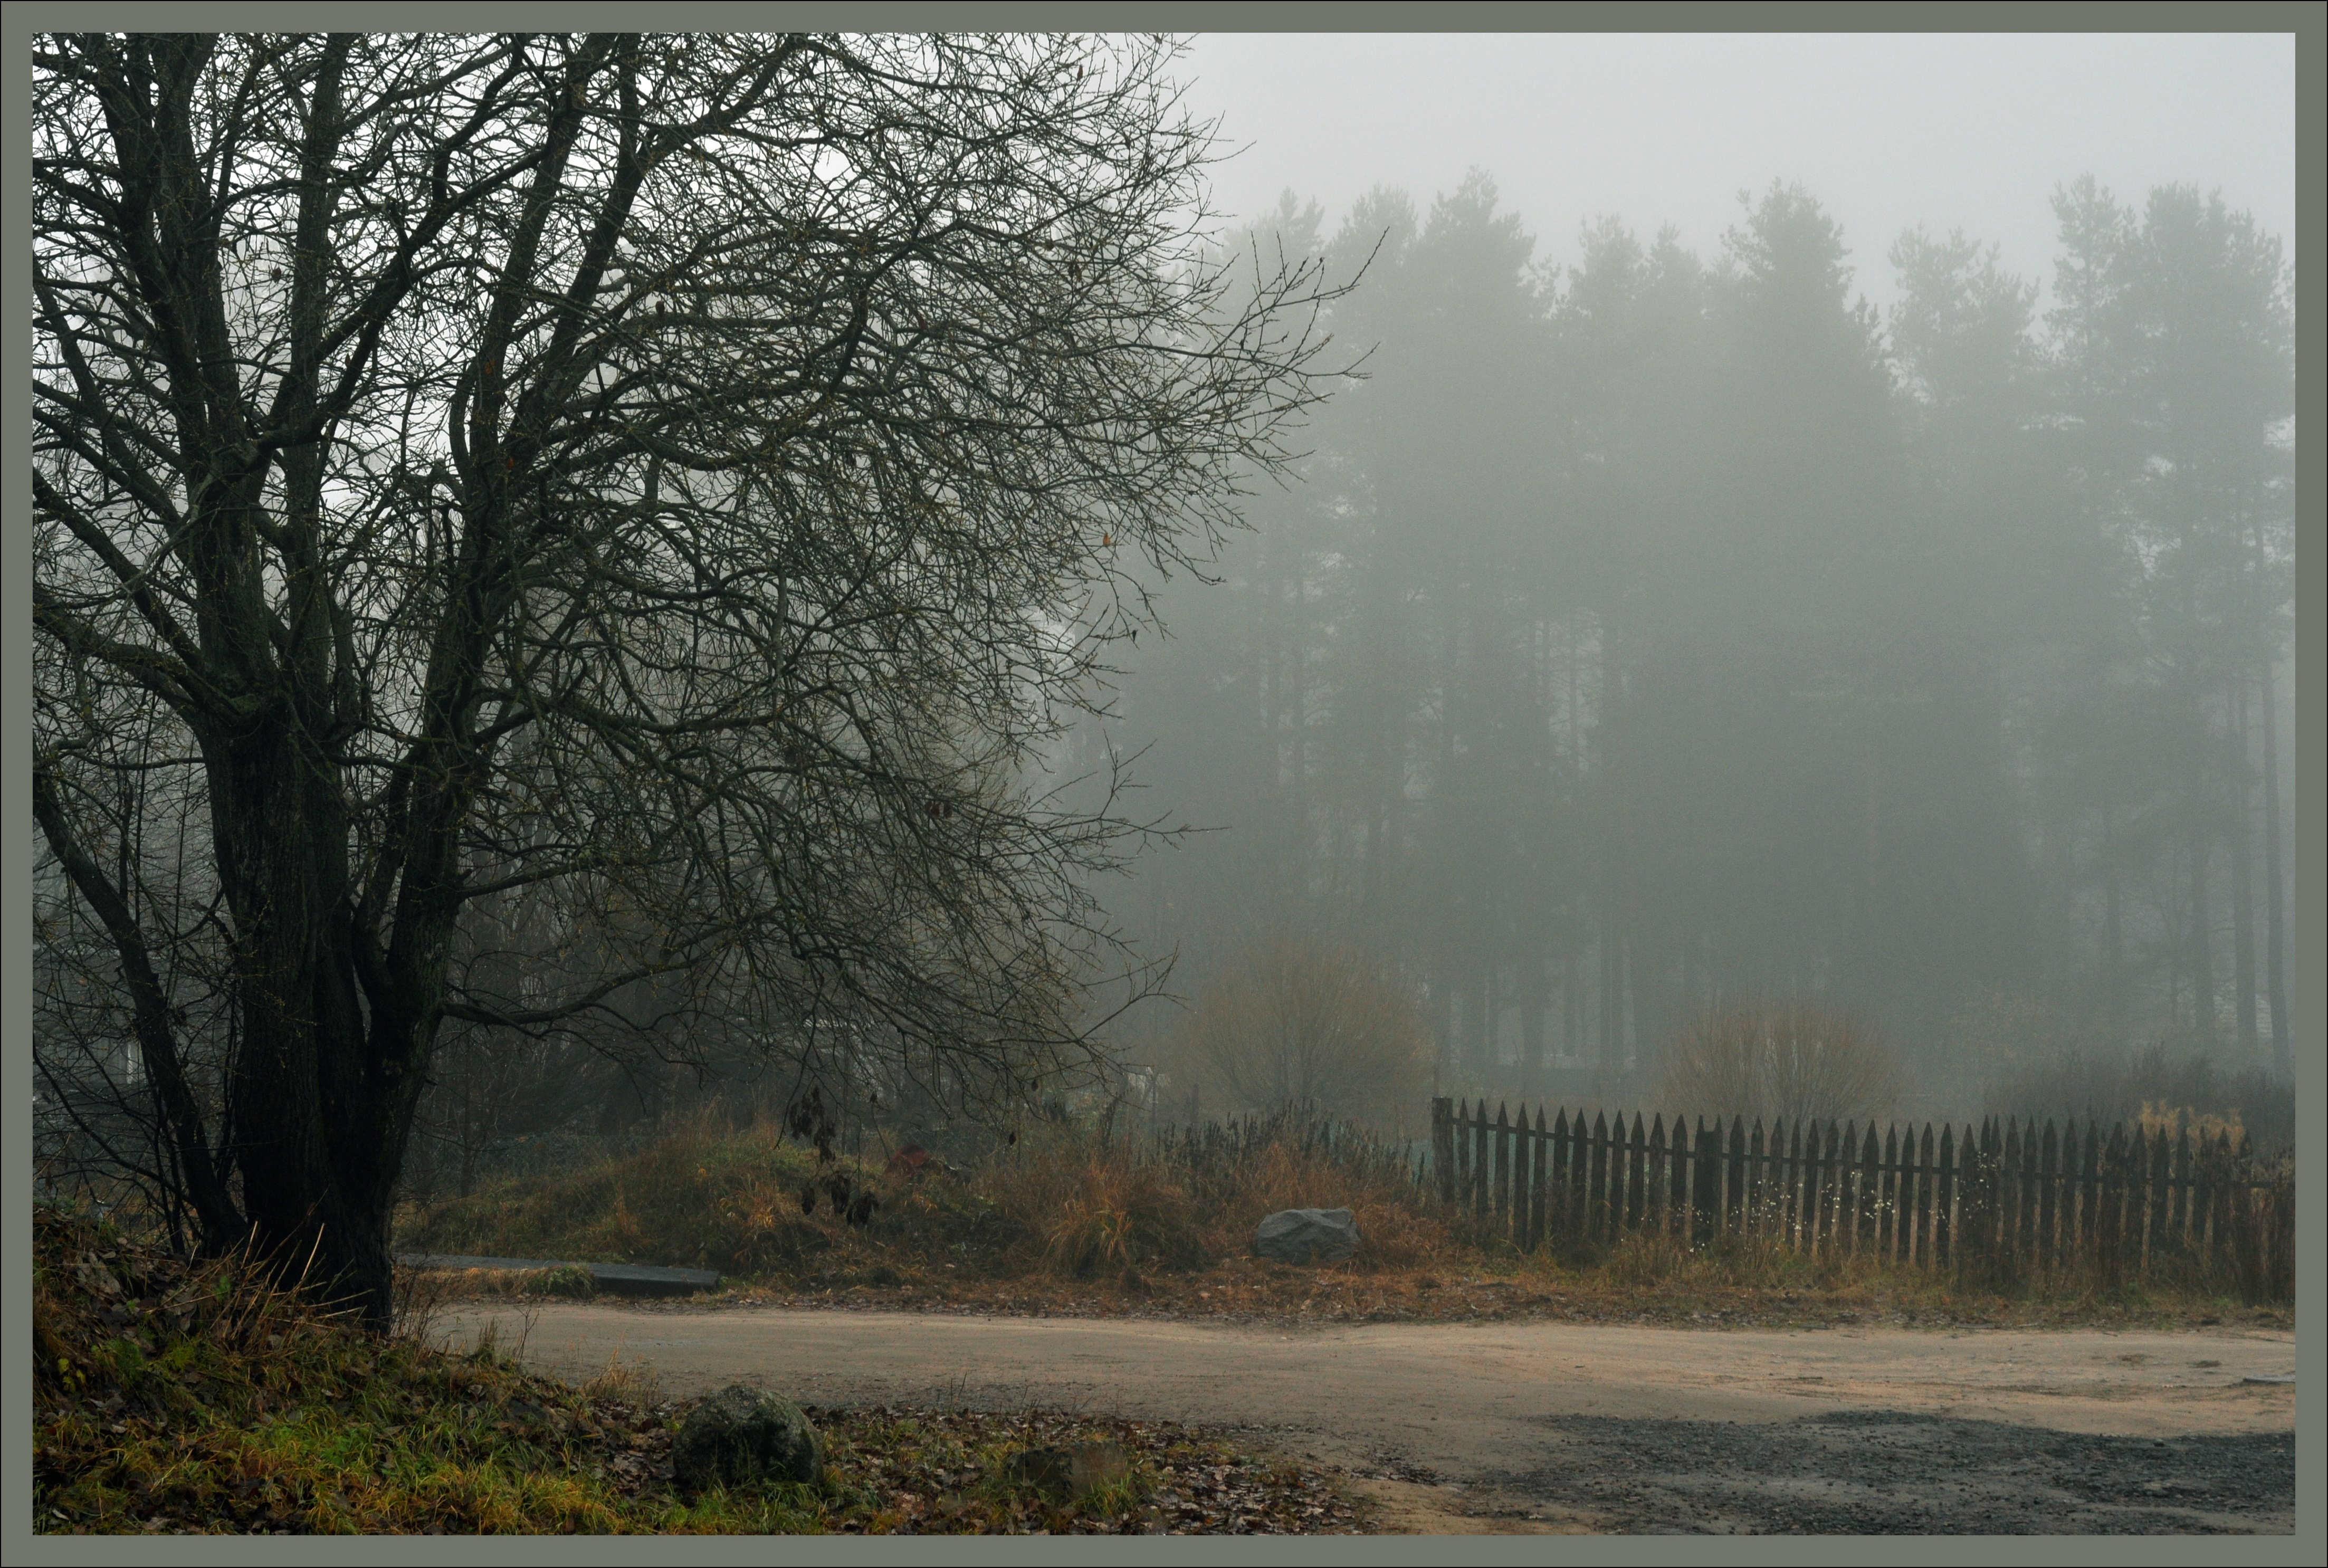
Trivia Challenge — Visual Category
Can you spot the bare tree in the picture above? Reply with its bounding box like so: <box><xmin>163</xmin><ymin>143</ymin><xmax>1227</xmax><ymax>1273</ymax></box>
<box><xmin>32</xmin><ymin>32</ymin><xmax>1343</xmax><ymax>1327</ymax></box>
<box><xmin>1656</xmin><ymin>994</ymin><xmax>1907</xmax><ymax>1128</ymax></box>
<box><xmin>1173</xmin><ymin>936</ymin><xmax>1433</xmax><ymax>1128</ymax></box>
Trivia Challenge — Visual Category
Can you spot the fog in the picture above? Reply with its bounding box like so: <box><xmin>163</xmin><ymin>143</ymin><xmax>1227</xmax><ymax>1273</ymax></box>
<box><xmin>1089</xmin><ymin>32</ymin><xmax>2298</xmax><ymax>1120</ymax></box>
<box><xmin>1178</xmin><ymin>33</ymin><xmax>2296</xmax><ymax>317</ymax></box>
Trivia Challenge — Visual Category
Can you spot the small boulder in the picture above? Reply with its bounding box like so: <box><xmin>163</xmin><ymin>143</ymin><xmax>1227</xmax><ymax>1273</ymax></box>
<box><xmin>671</xmin><ymin>1383</ymin><xmax>822</xmax><ymax>1495</ymax></box>
<box><xmin>1254</xmin><ymin>1207</ymin><xmax>1359</xmax><ymax>1265</ymax></box>
<box><xmin>1006</xmin><ymin>1440</ymin><xmax>1131</xmax><ymax>1498</ymax></box>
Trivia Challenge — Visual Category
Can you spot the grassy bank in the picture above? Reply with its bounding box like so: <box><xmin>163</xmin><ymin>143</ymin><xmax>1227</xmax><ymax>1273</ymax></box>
<box><xmin>397</xmin><ymin>1114</ymin><xmax>2292</xmax><ymax>1333</ymax></box>
<box><xmin>397</xmin><ymin>1110</ymin><xmax>1449</xmax><ymax>1287</ymax></box>
<box><xmin>33</xmin><ymin>1208</ymin><xmax>1357</xmax><ymax>1535</ymax></box>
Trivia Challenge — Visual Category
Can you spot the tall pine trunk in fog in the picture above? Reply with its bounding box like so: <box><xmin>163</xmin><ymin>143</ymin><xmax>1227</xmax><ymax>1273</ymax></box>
<box><xmin>2230</xmin><ymin>677</ymin><xmax>2259</xmax><ymax>1054</ymax></box>
<box><xmin>2258</xmin><ymin>647</ymin><xmax>2290</xmax><ymax>1074</ymax></box>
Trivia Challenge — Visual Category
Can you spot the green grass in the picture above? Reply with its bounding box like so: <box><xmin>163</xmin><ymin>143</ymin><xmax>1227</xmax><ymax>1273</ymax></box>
<box><xmin>34</xmin><ymin>1207</ymin><xmax>1356</xmax><ymax>1535</ymax></box>
<box><xmin>396</xmin><ymin>1122</ymin><xmax>881</xmax><ymax>1277</ymax></box>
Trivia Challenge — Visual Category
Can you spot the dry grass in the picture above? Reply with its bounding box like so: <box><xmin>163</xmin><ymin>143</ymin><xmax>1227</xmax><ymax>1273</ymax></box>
<box><xmin>397</xmin><ymin>1110</ymin><xmax>846</xmax><ymax>1278</ymax></box>
<box><xmin>975</xmin><ymin>1120</ymin><xmax>1451</xmax><ymax>1283</ymax></box>
<box><xmin>394</xmin><ymin>1112</ymin><xmax>2287</xmax><ymax>1335</ymax></box>
<box><xmin>399</xmin><ymin>1107</ymin><xmax>1456</xmax><ymax>1290</ymax></box>
<box><xmin>32</xmin><ymin>1207</ymin><xmax>1359</xmax><ymax>1536</ymax></box>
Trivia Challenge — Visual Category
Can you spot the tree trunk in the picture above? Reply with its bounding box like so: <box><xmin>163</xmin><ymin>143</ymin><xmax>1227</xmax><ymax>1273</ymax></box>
<box><xmin>2102</xmin><ymin>814</ymin><xmax>2126</xmax><ymax>1047</ymax></box>
<box><xmin>1521</xmin><ymin>963</ymin><xmax>1543</xmax><ymax>1099</ymax></box>
<box><xmin>2183</xmin><ymin>812</ymin><xmax>2214</xmax><ymax>1048</ymax></box>
<box><xmin>1599</xmin><ymin>623</ymin><xmax>1625</xmax><ymax>1078</ymax></box>
<box><xmin>2259</xmin><ymin>643</ymin><xmax>2291</xmax><ymax>1075</ymax></box>
<box><xmin>1562</xmin><ymin>949</ymin><xmax>1582</xmax><ymax>1065</ymax></box>
<box><xmin>216</xmin><ymin>706</ymin><xmax>444</xmax><ymax>1332</ymax></box>
<box><xmin>1477</xmin><ymin>965</ymin><xmax>1496</xmax><ymax>1083</ymax></box>
<box><xmin>2229</xmin><ymin>677</ymin><xmax>2259</xmax><ymax>1054</ymax></box>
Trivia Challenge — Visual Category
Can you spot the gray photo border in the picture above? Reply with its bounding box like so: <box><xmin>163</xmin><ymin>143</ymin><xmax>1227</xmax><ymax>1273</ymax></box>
<box><xmin>7</xmin><ymin>4</ymin><xmax>2316</xmax><ymax>1565</ymax></box>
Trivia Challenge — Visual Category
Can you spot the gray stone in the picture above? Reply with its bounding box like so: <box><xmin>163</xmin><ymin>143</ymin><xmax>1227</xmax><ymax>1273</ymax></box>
<box><xmin>671</xmin><ymin>1383</ymin><xmax>823</xmax><ymax>1495</ymax></box>
<box><xmin>1254</xmin><ymin>1207</ymin><xmax>1359</xmax><ymax>1265</ymax></box>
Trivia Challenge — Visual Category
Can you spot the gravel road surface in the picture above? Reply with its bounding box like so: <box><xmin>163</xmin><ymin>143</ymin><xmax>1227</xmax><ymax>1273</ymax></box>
<box><xmin>436</xmin><ymin>1304</ymin><xmax>2295</xmax><ymax>1534</ymax></box>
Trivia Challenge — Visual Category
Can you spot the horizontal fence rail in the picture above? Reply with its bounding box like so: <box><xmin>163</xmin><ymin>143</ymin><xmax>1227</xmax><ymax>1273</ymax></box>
<box><xmin>1428</xmin><ymin>1098</ymin><xmax>2293</xmax><ymax>1301</ymax></box>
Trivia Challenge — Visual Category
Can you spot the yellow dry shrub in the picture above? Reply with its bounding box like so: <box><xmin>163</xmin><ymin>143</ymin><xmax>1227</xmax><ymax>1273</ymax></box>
<box><xmin>2137</xmin><ymin>1101</ymin><xmax>2245</xmax><ymax>1146</ymax></box>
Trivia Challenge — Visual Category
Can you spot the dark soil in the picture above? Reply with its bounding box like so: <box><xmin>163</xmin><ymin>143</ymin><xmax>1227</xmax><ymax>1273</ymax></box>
<box><xmin>1503</xmin><ymin>1410</ymin><xmax>2294</xmax><ymax>1534</ymax></box>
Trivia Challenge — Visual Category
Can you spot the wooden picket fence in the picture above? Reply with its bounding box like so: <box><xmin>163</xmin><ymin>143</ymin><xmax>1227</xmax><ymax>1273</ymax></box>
<box><xmin>1428</xmin><ymin>1097</ymin><xmax>2294</xmax><ymax>1300</ymax></box>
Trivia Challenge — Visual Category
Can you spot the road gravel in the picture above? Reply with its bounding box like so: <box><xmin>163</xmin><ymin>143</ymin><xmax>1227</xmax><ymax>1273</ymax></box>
<box><xmin>435</xmin><ymin>1303</ymin><xmax>2296</xmax><ymax>1534</ymax></box>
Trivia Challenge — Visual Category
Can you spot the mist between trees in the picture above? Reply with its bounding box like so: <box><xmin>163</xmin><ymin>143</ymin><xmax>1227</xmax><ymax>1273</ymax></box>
<box><xmin>1099</xmin><ymin>171</ymin><xmax>2295</xmax><ymax>1137</ymax></box>
<box><xmin>30</xmin><ymin>35</ymin><xmax>2296</xmax><ymax>1330</ymax></box>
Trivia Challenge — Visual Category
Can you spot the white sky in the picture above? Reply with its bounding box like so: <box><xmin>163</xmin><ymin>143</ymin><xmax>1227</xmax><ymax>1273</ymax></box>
<box><xmin>1171</xmin><ymin>32</ymin><xmax>2297</xmax><ymax>313</ymax></box>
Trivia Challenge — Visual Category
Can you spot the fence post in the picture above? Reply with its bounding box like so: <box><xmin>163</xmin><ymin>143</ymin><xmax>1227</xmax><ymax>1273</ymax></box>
<box><xmin>2124</xmin><ymin>1125</ymin><xmax>2151</xmax><ymax>1282</ymax></box>
<box><xmin>1934</xmin><ymin>1123</ymin><xmax>1955</xmax><ymax>1268</ymax></box>
<box><xmin>2143</xmin><ymin>1125</ymin><xmax>2172</xmax><ymax>1278</ymax></box>
<box><xmin>2080</xmin><ymin>1119</ymin><xmax>2105</xmax><ymax>1267</ymax></box>
<box><xmin>1690</xmin><ymin>1116</ymin><xmax>1716</xmax><ymax>1248</ymax></box>
<box><xmin>1911</xmin><ymin>1123</ymin><xmax>1933</xmax><ymax>1267</ymax></box>
<box><xmin>1745</xmin><ymin>1119</ymin><xmax>1767</xmax><ymax>1237</ymax></box>
<box><xmin>2231</xmin><ymin>1132</ymin><xmax>2256</xmax><ymax>1296</ymax></box>
<box><xmin>2164</xmin><ymin>1126</ymin><xmax>2191</xmax><ymax>1260</ymax></box>
<box><xmin>1669</xmin><ymin>1113</ymin><xmax>1692</xmax><ymax>1238</ymax></box>
<box><xmin>1530</xmin><ymin>1106</ymin><xmax>1549</xmax><ymax>1251</ymax></box>
<box><xmin>2003</xmin><ymin>1118</ymin><xmax>2025</xmax><ymax>1271</ymax></box>
<box><xmin>1507</xmin><ymin>1104</ymin><xmax>1528</xmax><ymax>1250</ymax></box>
<box><xmin>2100</xmin><ymin>1121</ymin><xmax>2130</xmax><ymax>1285</ymax></box>
<box><xmin>2019</xmin><ymin>1116</ymin><xmax>2040</xmax><ymax>1270</ymax></box>
<box><xmin>1957</xmin><ymin>1119</ymin><xmax>1979</xmax><ymax>1271</ymax></box>
<box><xmin>1549</xmin><ymin>1108</ymin><xmax>1572</xmax><ymax>1246</ymax></box>
<box><xmin>1494</xmin><ymin>1103</ymin><xmax>1512</xmax><ymax>1235</ymax></box>
<box><xmin>2036</xmin><ymin>1120</ymin><xmax>2058</xmax><ymax>1277</ymax></box>
<box><xmin>2268</xmin><ymin>1153</ymin><xmax>2295</xmax><ymax>1302</ymax></box>
<box><xmin>1473</xmin><ymin>1102</ymin><xmax>1491</xmax><ymax>1225</ymax></box>
<box><xmin>1648</xmin><ymin>1115</ymin><xmax>1668</xmax><ymax>1241</ymax></box>
<box><xmin>1879</xmin><ymin>1124</ymin><xmax>1900</xmax><ymax>1262</ymax></box>
<box><xmin>2182</xmin><ymin>1126</ymin><xmax>2204</xmax><ymax>1273</ymax></box>
<box><xmin>1454</xmin><ymin>1100</ymin><xmax>1471</xmax><ymax>1216</ymax></box>
<box><xmin>1608</xmin><ymin>1114</ymin><xmax>1629</xmax><ymax>1238</ymax></box>
<box><xmin>1626</xmin><ymin>1114</ymin><xmax>1647</xmax><ymax>1236</ymax></box>
<box><xmin>1433</xmin><ymin>1097</ymin><xmax>1455</xmax><ymax>1208</ymax></box>
<box><xmin>1719</xmin><ymin>1115</ymin><xmax>1742</xmax><ymax>1241</ymax></box>
<box><xmin>1601</xmin><ymin>1112</ymin><xmax>1624</xmax><ymax>1242</ymax></box>
<box><xmin>1984</xmin><ymin>1118</ymin><xmax>2006</xmax><ymax>1272</ymax></box>
<box><xmin>1801</xmin><ymin>1121</ymin><xmax>1827</xmax><ymax>1257</ymax></box>
<box><xmin>1856</xmin><ymin>1122</ymin><xmax>1879</xmax><ymax>1255</ymax></box>
<box><xmin>1828</xmin><ymin>1121</ymin><xmax>1850</xmax><ymax>1258</ymax></box>
<box><xmin>1780</xmin><ymin>1120</ymin><xmax>1802</xmax><ymax>1251</ymax></box>
<box><xmin>1588</xmin><ymin>1113</ymin><xmax>1610</xmax><ymax>1243</ymax></box>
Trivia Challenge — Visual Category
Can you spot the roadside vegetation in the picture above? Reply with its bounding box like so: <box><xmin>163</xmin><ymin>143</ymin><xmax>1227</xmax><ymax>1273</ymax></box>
<box><xmin>394</xmin><ymin>1108</ymin><xmax>2290</xmax><ymax>1334</ymax></box>
<box><xmin>34</xmin><ymin>1208</ymin><xmax>1358</xmax><ymax>1536</ymax></box>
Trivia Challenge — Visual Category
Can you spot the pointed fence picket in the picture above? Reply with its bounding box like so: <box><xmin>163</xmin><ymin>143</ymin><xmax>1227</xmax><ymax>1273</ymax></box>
<box><xmin>1427</xmin><ymin>1097</ymin><xmax>2291</xmax><ymax>1299</ymax></box>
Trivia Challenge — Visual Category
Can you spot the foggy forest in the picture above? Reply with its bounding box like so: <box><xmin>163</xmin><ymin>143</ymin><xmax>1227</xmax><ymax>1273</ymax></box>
<box><xmin>28</xmin><ymin>32</ymin><xmax>2302</xmax><ymax>1540</ymax></box>
<box><xmin>1100</xmin><ymin>173</ymin><xmax>2298</xmax><ymax>1137</ymax></box>
<box><xmin>31</xmin><ymin>33</ymin><xmax>2296</xmax><ymax>1279</ymax></box>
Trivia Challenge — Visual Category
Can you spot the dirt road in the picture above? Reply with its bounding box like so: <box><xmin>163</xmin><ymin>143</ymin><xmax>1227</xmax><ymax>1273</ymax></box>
<box><xmin>437</xmin><ymin>1304</ymin><xmax>2295</xmax><ymax>1534</ymax></box>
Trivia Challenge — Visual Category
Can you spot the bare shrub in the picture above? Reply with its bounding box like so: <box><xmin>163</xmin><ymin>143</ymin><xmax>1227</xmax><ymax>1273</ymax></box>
<box><xmin>973</xmin><ymin>1111</ymin><xmax>1449</xmax><ymax>1278</ymax></box>
<box><xmin>1174</xmin><ymin>939</ymin><xmax>1433</xmax><ymax>1130</ymax></box>
<box><xmin>1984</xmin><ymin>1043</ymin><xmax>2293</xmax><ymax>1157</ymax></box>
<box><xmin>992</xmin><ymin>1134</ymin><xmax>1209</xmax><ymax>1280</ymax></box>
<box><xmin>1657</xmin><ymin>995</ymin><xmax>1907</xmax><ymax>1127</ymax></box>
